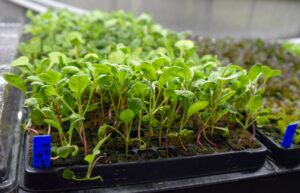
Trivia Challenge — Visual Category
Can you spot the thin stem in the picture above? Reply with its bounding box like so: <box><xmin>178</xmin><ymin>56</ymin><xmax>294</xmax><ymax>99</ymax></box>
<box><xmin>203</xmin><ymin>128</ymin><xmax>218</xmax><ymax>148</ymax></box>
<box><xmin>80</xmin><ymin>124</ymin><xmax>88</xmax><ymax>155</ymax></box>
<box><xmin>83</xmin><ymin>85</ymin><xmax>95</xmax><ymax>116</ymax></box>
<box><xmin>87</xmin><ymin>156</ymin><xmax>105</xmax><ymax>179</ymax></box>
<box><xmin>47</xmin><ymin>124</ymin><xmax>51</xmax><ymax>135</ymax></box>
<box><xmin>61</xmin><ymin>98</ymin><xmax>76</xmax><ymax>114</ymax></box>
<box><xmin>104</xmin><ymin>125</ymin><xmax>125</xmax><ymax>140</ymax></box>
<box><xmin>26</xmin><ymin>128</ymin><xmax>39</xmax><ymax>135</ymax></box>
<box><xmin>99</xmin><ymin>90</ymin><xmax>105</xmax><ymax>118</ymax></box>
<box><xmin>138</xmin><ymin>112</ymin><xmax>142</xmax><ymax>146</ymax></box>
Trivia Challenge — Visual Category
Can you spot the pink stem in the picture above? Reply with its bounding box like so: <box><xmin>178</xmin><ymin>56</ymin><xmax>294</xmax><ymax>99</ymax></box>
<box><xmin>196</xmin><ymin>128</ymin><xmax>203</xmax><ymax>147</ymax></box>
<box><xmin>26</xmin><ymin>128</ymin><xmax>39</xmax><ymax>135</ymax></box>
<box><xmin>175</xmin><ymin>105</ymin><xmax>181</xmax><ymax>114</ymax></box>
<box><xmin>203</xmin><ymin>129</ymin><xmax>218</xmax><ymax>148</ymax></box>
<box><xmin>250</xmin><ymin>123</ymin><xmax>256</xmax><ymax>144</ymax></box>
<box><xmin>80</xmin><ymin>126</ymin><xmax>88</xmax><ymax>155</ymax></box>
<box><xmin>108</xmin><ymin>105</ymin><xmax>112</xmax><ymax>120</ymax></box>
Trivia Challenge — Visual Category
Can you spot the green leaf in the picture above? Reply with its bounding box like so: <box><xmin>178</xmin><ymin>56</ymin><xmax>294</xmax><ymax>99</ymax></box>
<box><xmin>248</xmin><ymin>64</ymin><xmax>262</xmax><ymax>81</ymax></box>
<box><xmin>217</xmin><ymin>71</ymin><xmax>244</xmax><ymax>80</ymax></box>
<box><xmin>63</xmin><ymin>168</ymin><xmax>75</xmax><ymax>180</ymax></box>
<box><xmin>84</xmin><ymin>53</ymin><xmax>99</xmax><ymax>61</ymax></box>
<box><xmin>26</xmin><ymin>75</ymin><xmax>42</xmax><ymax>82</ymax></box>
<box><xmin>93</xmin><ymin>133</ymin><xmax>111</xmax><ymax>155</ymax></box>
<box><xmin>167</xmin><ymin>132</ymin><xmax>178</xmax><ymax>139</ymax></box>
<box><xmin>218</xmin><ymin>90</ymin><xmax>235</xmax><ymax>104</ymax></box>
<box><xmin>63</xmin><ymin>92</ymin><xmax>76</xmax><ymax>111</ymax></box>
<box><xmin>109</xmin><ymin>50</ymin><xmax>125</xmax><ymax>63</ymax></box>
<box><xmin>175</xmin><ymin>40</ymin><xmax>194</xmax><ymax>51</ymax></box>
<box><xmin>68</xmin><ymin>31</ymin><xmax>84</xmax><ymax>46</ymax></box>
<box><xmin>256</xmin><ymin>116</ymin><xmax>270</xmax><ymax>126</ymax></box>
<box><xmin>71</xmin><ymin>145</ymin><xmax>79</xmax><ymax>156</ymax></box>
<box><xmin>140</xmin><ymin>62</ymin><xmax>157</xmax><ymax>81</ymax></box>
<box><xmin>216</xmin><ymin>108</ymin><xmax>228</xmax><ymax>121</ymax></box>
<box><xmin>48</xmin><ymin>52</ymin><xmax>68</xmax><ymax>65</ymax></box>
<box><xmin>277</xmin><ymin>120</ymin><xmax>288</xmax><ymax>135</ymax></box>
<box><xmin>24</xmin><ymin>97</ymin><xmax>38</xmax><ymax>108</ymax></box>
<box><xmin>98</xmin><ymin>124</ymin><xmax>108</xmax><ymax>140</ymax></box>
<box><xmin>3</xmin><ymin>72</ymin><xmax>26</xmax><ymax>93</ymax></box>
<box><xmin>30</xmin><ymin>109</ymin><xmax>45</xmax><ymax>125</ymax></box>
<box><xmin>62</xmin><ymin>66</ymin><xmax>80</xmax><ymax>75</ymax></box>
<box><xmin>84</xmin><ymin>154</ymin><xmax>95</xmax><ymax>166</ymax></box>
<box><xmin>93</xmin><ymin>64</ymin><xmax>111</xmax><ymax>75</ymax></box>
<box><xmin>179</xmin><ymin>129</ymin><xmax>194</xmax><ymax>137</ymax></box>
<box><xmin>36</xmin><ymin>58</ymin><xmax>50</xmax><ymax>74</ymax></box>
<box><xmin>44</xmin><ymin>119</ymin><xmax>62</xmax><ymax>131</ymax></box>
<box><xmin>68</xmin><ymin>75</ymin><xmax>90</xmax><ymax>96</ymax></box>
<box><xmin>152</xmin><ymin>57</ymin><xmax>167</xmax><ymax>70</ymax></box>
<box><xmin>128</xmin><ymin>97</ymin><xmax>143</xmax><ymax>114</ymax></box>
<box><xmin>120</xmin><ymin>109</ymin><xmax>135</xmax><ymax>124</ymax></box>
<box><xmin>10</xmin><ymin>56</ymin><xmax>30</xmax><ymax>67</ymax></box>
<box><xmin>86</xmin><ymin>103</ymin><xmax>98</xmax><ymax>112</ymax></box>
<box><xmin>129</xmin><ymin>82</ymin><xmax>149</xmax><ymax>96</ymax></box>
<box><xmin>95</xmin><ymin>74</ymin><xmax>113</xmax><ymax>88</ymax></box>
<box><xmin>174</xmin><ymin>90</ymin><xmax>194</xmax><ymax>98</ymax></box>
<box><xmin>158</xmin><ymin>66</ymin><xmax>181</xmax><ymax>88</ymax></box>
<box><xmin>117</xmin><ymin>68</ymin><xmax>129</xmax><ymax>82</ymax></box>
<box><xmin>43</xmin><ymin>85</ymin><xmax>59</xmax><ymax>97</ymax></box>
<box><xmin>38</xmin><ymin>70</ymin><xmax>62</xmax><ymax>85</ymax></box>
<box><xmin>57</xmin><ymin>145</ymin><xmax>75</xmax><ymax>158</ymax></box>
<box><xmin>187</xmin><ymin>101</ymin><xmax>209</xmax><ymax>117</ymax></box>
<box><xmin>163</xmin><ymin>89</ymin><xmax>176</xmax><ymax>99</ymax></box>
<box><xmin>261</xmin><ymin>66</ymin><xmax>281</xmax><ymax>80</ymax></box>
<box><xmin>215</xmin><ymin>127</ymin><xmax>230</xmax><ymax>137</ymax></box>
<box><xmin>41</xmin><ymin>107</ymin><xmax>56</xmax><ymax>120</ymax></box>
<box><xmin>247</xmin><ymin>95</ymin><xmax>262</xmax><ymax>114</ymax></box>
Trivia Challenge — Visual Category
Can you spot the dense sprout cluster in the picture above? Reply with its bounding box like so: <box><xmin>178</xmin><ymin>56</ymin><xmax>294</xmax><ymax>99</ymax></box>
<box><xmin>4</xmin><ymin>10</ymin><xmax>280</xmax><ymax>181</ymax></box>
<box><xmin>197</xmin><ymin>37</ymin><xmax>300</xmax><ymax>137</ymax></box>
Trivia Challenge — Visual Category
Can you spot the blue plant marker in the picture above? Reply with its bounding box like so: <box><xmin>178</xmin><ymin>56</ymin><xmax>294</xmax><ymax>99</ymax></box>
<box><xmin>33</xmin><ymin>135</ymin><xmax>51</xmax><ymax>168</ymax></box>
<box><xmin>281</xmin><ymin>123</ymin><xmax>299</xmax><ymax>148</ymax></box>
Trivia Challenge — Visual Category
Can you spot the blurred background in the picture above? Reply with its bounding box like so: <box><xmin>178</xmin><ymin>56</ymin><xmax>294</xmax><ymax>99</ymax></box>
<box><xmin>1</xmin><ymin>0</ymin><xmax>300</xmax><ymax>40</ymax></box>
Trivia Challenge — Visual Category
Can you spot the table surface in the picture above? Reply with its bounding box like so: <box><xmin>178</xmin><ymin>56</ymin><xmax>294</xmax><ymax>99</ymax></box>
<box><xmin>16</xmin><ymin>158</ymin><xmax>300</xmax><ymax>193</ymax></box>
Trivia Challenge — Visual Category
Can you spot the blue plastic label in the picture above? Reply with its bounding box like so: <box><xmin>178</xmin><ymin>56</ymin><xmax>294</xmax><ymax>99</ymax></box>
<box><xmin>33</xmin><ymin>135</ymin><xmax>51</xmax><ymax>168</ymax></box>
<box><xmin>281</xmin><ymin>123</ymin><xmax>299</xmax><ymax>148</ymax></box>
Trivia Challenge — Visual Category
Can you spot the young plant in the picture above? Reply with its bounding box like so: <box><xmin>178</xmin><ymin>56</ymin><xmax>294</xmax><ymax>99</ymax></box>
<box><xmin>233</xmin><ymin>64</ymin><xmax>281</xmax><ymax>142</ymax></box>
<box><xmin>63</xmin><ymin>133</ymin><xmax>111</xmax><ymax>181</ymax></box>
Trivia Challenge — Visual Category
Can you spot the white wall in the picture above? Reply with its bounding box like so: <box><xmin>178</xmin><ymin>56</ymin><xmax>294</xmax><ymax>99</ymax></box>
<box><xmin>1</xmin><ymin>0</ymin><xmax>300</xmax><ymax>39</ymax></box>
<box><xmin>59</xmin><ymin>0</ymin><xmax>300</xmax><ymax>39</ymax></box>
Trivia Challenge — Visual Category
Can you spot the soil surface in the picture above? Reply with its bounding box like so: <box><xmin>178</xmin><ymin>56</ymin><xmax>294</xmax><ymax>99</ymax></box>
<box><xmin>28</xmin><ymin>129</ymin><xmax>261</xmax><ymax>167</ymax></box>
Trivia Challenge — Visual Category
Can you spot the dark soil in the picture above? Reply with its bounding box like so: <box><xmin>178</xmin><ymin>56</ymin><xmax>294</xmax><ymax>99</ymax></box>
<box><xmin>151</xmin><ymin>138</ymin><xmax>167</xmax><ymax>147</ymax></box>
<box><xmin>259</xmin><ymin>127</ymin><xmax>283</xmax><ymax>144</ymax></box>
<box><xmin>157</xmin><ymin>148</ymin><xmax>177</xmax><ymax>158</ymax></box>
<box><xmin>138</xmin><ymin>149</ymin><xmax>159</xmax><ymax>160</ymax></box>
<box><xmin>28</xmin><ymin>128</ymin><xmax>261</xmax><ymax>167</ymax></box>
<box><xmin>175</xmin><ymin>146</ymin><xmax>196</xmax><ymax>156</ymax></box>
<box><xmin>116</xmin><ymin>151</ymin><xmax>139</xmax><ymax>162</ymax></box>
<box><xmin>195</xmin><ymin>144</ymin><xmax>214</xmax><ymax>154</ymax></box>
<box><xmin>227</xmin><ymin>130</ymin><xmax>261</xmax><ymax>150</ymax></box>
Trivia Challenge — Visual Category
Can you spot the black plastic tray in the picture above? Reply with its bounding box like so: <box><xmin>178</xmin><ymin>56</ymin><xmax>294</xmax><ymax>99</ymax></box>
<box><xmin>256</xmin><ymin>129</ymin><xmax>300</xmax><ymax>166</ymax></box>
<box><xmin>19</xmin><ymin>135</ymin><xmax>267</xmax><ymax>192</ymax></box>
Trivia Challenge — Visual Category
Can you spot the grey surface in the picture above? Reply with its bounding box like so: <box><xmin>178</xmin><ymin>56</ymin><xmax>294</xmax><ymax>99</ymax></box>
<box><xmin>0</xmin><ymin>0</ymin><xmax>25</xmax><ymax>23</ymax></box>
<box><xmin>57</xmin><ymin>0</ymin><xmax>300</xmax><ymax>39</ymax></box>
<box><xmin>0</xmin><ymin>22</ymin><xmax>23</xmax><ymax>193</ymax></box>
<box><xmin>0</xmin><ymin>22</ymin><xmax>22</xmax><ymax>64</ymax></box>
<box><xmin>16</xmin><ymin>158</ymin><xmax>300</xmax><ymax>193</ymax></box>
<box><xmin>2</xmin><ymin>0</ymin><xmax>300</xmax><ymax>39</ymax></box>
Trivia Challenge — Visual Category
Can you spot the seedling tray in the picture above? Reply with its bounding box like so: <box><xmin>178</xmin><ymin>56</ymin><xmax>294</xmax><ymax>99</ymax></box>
<box><xmin>20</xmin><ymin>135</ymin><xmax>267</xmax><ymax>192</ymax></box>
<box><xmin>256</xmin><ymin>129</ymin><xmax>300</xmax><ymax>166</ymax></box>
